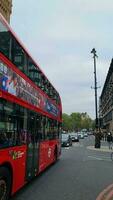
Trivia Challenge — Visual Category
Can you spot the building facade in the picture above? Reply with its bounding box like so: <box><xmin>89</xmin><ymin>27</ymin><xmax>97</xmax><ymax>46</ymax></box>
<box><xmin>0</xmin><ymin>0</ymin><xmax>12</xmax><ymax>23</ymax></box>
<box><xmin>99</xmin><ymin>59</ymin><xmax>113</xmax><ymax>132</ymax></box>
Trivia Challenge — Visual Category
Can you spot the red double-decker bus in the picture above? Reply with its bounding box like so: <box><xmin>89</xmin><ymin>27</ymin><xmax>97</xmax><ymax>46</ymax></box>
<box><xmin>0</xmin><ymin>14</ymin><xmax>62</xmax><ymax>200</ymax></box>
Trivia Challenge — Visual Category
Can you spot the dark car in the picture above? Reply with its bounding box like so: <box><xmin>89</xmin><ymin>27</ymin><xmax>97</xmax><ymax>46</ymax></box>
<box><xmin>69</xmin><ymin>132</ymin><xmax>79</xmax><ymax>142</ymax></box>
<box><xmin>61</xmin><ymin>134</ymin><xmax>72</xmax><ymax>147</ymax></box>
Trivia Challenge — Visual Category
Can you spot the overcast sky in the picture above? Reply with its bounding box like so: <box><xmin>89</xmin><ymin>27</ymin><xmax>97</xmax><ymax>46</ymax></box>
<box><xmin>10</xmin><ymin>0</ymin><xmax>113</xmax><ymax>119</ymax></box>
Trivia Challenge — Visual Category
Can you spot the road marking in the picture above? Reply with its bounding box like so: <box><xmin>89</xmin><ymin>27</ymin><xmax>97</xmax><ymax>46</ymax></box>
<box><xmin>87</xmin><ymin>146</ymin><xmax>113</xmax><ymax>153</ymax></box>
<box><xmin>64</xmin><ymin>147</ymin><xmax>70</xmax><ymax>150</ymax></box>
<box><xmin>96</xmin><ymin>184</ymin><xmax>113</xmax><ymax>200</ymax></box>
<box><xmin>88</xmin><ymin>156</ymin><xmax>103</xmax><ymax>161</ymax></box>
<box><xmin>88</xmin><ymin>155</ymin><xmax>110</xmax><ymax>159</ymax></box>
<box><xmin>73</xmin><ymin>143</ymin><xmax>83</xmax><ymax>147</ymax></box>
<box><xmin>88</xmin><ymin>155</ymin><xmax>111</xmax><ymax>161</ymax></box>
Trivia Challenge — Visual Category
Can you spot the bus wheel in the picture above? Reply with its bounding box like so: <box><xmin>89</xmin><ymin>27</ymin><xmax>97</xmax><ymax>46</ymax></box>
<box><xmin>0</xmin><ymin>167</ymin><xmax>11</xmax><ymax>200</ymax></box>
<box><xmin>54</xmin><ymin>147</ymin><xmax>58</xmax><ymax>162</ymax></box>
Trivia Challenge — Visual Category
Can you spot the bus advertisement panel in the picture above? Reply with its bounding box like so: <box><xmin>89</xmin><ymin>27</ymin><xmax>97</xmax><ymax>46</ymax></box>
<box><xmin>0</xmin><ymin>59</ymin><xmax>59</xmax><ymax>118</ymax></box>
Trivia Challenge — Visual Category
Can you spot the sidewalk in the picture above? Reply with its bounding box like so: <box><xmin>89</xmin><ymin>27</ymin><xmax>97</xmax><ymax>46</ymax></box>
<box><xmin>87</xmin><ymin>140</ymin><xmax>113</xmax><ymax>152</ymax></box>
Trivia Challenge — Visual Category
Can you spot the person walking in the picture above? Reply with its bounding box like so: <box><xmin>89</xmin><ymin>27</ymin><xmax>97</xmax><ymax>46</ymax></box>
<box><xmin>107</xmin><ymin>132</ymin><xmax>112</xmax><ymax>149</ymax></box>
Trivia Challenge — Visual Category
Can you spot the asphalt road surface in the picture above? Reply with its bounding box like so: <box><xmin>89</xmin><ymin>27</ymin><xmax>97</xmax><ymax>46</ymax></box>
<box><xmin>11</xmin><ymin>136</ymin><xmax>113</xmax><ymax>200</ymax></box>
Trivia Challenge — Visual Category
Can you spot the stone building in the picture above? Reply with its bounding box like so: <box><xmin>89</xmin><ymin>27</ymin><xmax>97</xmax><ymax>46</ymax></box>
<box><xmin>99</xmin><ymin>59</ymin><xmax>113</xmax><ymax>132</ymax></box>
<box><xmin>0</xmin><ymin>0</ymin><xmax>12</xmax><ymax>23</ymax></box>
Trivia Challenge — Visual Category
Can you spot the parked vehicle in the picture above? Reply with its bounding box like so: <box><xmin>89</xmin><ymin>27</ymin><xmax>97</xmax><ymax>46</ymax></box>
<box><xmin>61</xmin><ymin>134</ymin><xmax>72</xmax><ymax>147</ymax></box>
<box><xmin>69</xmin><ymin>132</ymin><xmax>79</xmax><ymax>142</ymax></box>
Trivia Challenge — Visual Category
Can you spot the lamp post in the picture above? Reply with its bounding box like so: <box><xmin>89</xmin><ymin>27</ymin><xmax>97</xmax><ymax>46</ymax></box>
<box><xmin>91</xmin><ymin>48</ymin><xmax>100</xmax><ymax>148</ymax></box>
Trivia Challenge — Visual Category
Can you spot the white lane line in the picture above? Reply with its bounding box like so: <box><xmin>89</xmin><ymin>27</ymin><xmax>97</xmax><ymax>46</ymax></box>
<box><xmin>88</xmin><ymin>155</ymin><xmax>111</xmax><ymax>161</ymax></box>
<box><xmin>89</xmin><ymin>155</ymin><xmax>110</xmax><ymax>159</ymax></box>
<box><xmin>88</xmin><ymin>156</ymin><xmax>103</xmax><ymax>160</ymax></box>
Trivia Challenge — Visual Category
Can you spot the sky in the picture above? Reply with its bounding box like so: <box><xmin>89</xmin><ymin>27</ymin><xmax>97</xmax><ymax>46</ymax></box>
<box><xmin>10</xmin><ymin>0</ymin><xmax>113</xmax><ymax>119</ymax></box>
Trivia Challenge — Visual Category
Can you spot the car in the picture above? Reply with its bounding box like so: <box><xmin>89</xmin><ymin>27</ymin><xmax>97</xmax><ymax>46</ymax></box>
<box><xmin>88</xmin><ymin>131</ymin><xmax>93</xmax><ymax>136</ymax></box>
<box><xmin>78</xmin><ymin>132</ymin><xmax>84</xmax><ymax>139</ymax></box>
<box><xmin>69</xmin><ymin>132</ymin><xmax>79</xmax><ymax>142</ymax></box>
<box><xmin>84</xmin><ymin>132</ymin><xmax>88</xmax><ymax>137</ymax></box>
<box><xmin>61</xmin><ymin>134</ymin><xmax>72</xmax><ymax>147</ymax></box>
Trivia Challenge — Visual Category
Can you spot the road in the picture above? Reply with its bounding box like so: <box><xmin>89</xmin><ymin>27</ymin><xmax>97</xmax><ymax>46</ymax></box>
<box><xmin>11</xmin><ymin>136</ymin><xmax>113</xmax><ymax>200</ymax></box>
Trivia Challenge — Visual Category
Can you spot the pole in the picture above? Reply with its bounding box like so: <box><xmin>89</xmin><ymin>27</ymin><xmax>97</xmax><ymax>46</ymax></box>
<box><xmin>91</xmin><ymin>48</ymin><xmax>100</xmax><ymax>148</ymax></box>
<box><xmin>93</xmin><ymin>49</ymin><xmax>98</xmax><ymax>128</ymax></box>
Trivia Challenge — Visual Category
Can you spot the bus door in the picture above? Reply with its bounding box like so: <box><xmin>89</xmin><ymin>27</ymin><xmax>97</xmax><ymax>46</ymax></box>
<box><xmin>26</xmin><ymin>112</ymin><xmax>40</xmax><ymax>181</ymax></box>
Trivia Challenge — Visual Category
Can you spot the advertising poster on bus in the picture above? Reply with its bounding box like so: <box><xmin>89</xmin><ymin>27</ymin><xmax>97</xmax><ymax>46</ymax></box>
<box><xmin>0</xmin><ymin>60</ymin><xmax>59</xmax><ymax>117</ymax></box>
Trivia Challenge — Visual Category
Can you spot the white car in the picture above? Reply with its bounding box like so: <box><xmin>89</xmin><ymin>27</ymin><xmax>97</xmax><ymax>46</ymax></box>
<box><xmin>84</xmin><ymin>132</ymin><xmax>88</xmax><ymax>137</ymax></box>
<box><xmin>78</xmin><ymin>132</ymin><xmax>84</xmax><ymax>139</ymax></box>
<box><xmin>69</xmin><ymin>132</ymin><xmax>79</xmax><ymax>142</ymax></box>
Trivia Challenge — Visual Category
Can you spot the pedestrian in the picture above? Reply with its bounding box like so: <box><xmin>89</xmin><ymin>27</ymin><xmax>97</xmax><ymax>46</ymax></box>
<box><xmin>107</xmin><ymin>132</ymin><xmax>112</xmax><ymax>149</ymax></box>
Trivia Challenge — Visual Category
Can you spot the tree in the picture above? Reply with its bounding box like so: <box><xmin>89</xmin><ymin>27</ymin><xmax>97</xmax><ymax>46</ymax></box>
<box><xmin>62</xmin><ymin>113</ymin><xmax>72</xmax><ymax>131</ymax></box>
<box><xmin>70</xmin><ymin>113</ymin><xmax>81</xmax><ymax>131</ymax></box>
<box><xmin>62</xmin><ymin>112</ymin><xmax>94</xmax><ymax>131</ymax></box>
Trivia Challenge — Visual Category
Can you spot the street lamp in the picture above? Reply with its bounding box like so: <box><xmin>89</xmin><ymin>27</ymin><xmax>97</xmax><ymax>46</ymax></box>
<box><xmin>91</xmin><ymin>48</ymin><xmax>98</xmax><ymax>128</ymax></box>
<box><xmin>91</xmin><ymin>48</ymin><xmax>101</xmax><ymax>148</ymax></box>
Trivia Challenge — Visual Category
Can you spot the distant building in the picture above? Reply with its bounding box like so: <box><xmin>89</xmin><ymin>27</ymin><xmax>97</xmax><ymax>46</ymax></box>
<box><xmin>0</xmin><ymin>0</ymin><xmax>12</xmax><ymax>23</ymax></box>
<box><xmin>99</xmin><ymin>59</ymin><xmax>113</xmax><ymax>132</ymax></box>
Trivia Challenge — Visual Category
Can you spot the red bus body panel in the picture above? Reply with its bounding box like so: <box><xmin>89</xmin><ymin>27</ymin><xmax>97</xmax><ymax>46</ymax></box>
<box><xmin>39</xmin><ymin>139</ymin><xmax>61</xmax><ymax>173</ymax></box>
<box><xmin>0</xmin><ymin>146</ymin><xmax>27</xmax><ymax>194</ymax></box>
<box><xmin>0</xmin><ymin>140</ymin><xmax>61</xmax><ymax>195</ymax></box>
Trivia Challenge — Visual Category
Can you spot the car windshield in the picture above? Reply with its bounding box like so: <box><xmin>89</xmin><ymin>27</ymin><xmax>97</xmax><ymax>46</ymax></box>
<box><xmin>62</xmin><ymin>134</ymin><xmax>68</xmax><ymax>139</ymax></box>
<box><xmin>70</xmin><ymin>133</ymin><xmax>77</xmax><ymax>136</ymax></box>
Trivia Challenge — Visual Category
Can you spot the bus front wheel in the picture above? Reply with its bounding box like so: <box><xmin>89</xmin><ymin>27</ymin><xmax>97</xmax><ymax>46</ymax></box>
<box><xmin>54</xmin><ymin>147</ymin><xmax>58</xmax><ymax>162</ymax></box>
<box><xmin>0</xmin><ymin>167</ymin><xmax>11</xmax><ymax>200</ymax></box>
